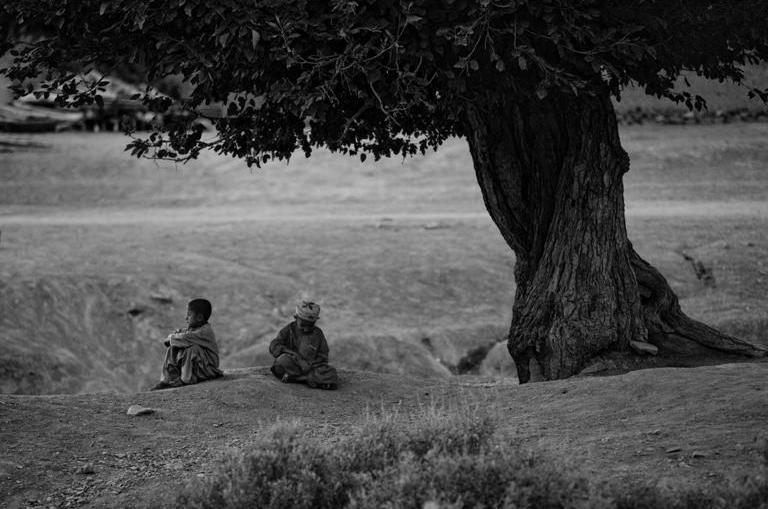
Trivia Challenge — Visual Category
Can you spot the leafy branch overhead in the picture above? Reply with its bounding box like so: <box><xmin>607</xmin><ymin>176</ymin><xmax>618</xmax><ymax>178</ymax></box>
<box><xmin>2</xmin><ymin>0</ymin><xmax>767</xmax><ymax>165</ymax></box>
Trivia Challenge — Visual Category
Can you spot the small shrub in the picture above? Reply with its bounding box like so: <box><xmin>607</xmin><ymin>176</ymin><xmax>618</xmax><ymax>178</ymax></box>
<box><xmin>612</xmin><ymin>473</ymin><xmax>768</xmax><ymax>509</ymax></box>
<box><xmin>348</xmin><ymin>448</ymin><xmax>592</xmax><ymax>509</ymax></box>
<box><xmin>175</xmin><ymin>422</ymin><xmax>352</xmax><ymax>509</ymax></box>
<box><xmin>339</xmin><ymin>404</ymin><xmax>496</xmax><ymax>473</ymax></box>
<box><xmin>168</xmin><ymin>409</ymin><xmax>768</xmax><ymax>509</ymax></box>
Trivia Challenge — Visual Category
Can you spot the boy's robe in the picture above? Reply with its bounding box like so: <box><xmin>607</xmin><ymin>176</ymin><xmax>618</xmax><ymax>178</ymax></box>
<box><xmin>269</xmin><ymin>322</ymin><xmax>331</xmax><ymax>378</ymax></box>
<box><xmin>161</xmin><ymin>323</ymin><xmax>223</xmax><ymax>385</ymax></box>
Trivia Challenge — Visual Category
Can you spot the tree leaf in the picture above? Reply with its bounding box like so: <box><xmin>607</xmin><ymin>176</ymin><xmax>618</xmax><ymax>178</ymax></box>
<box><xmin>251</xmin><ymin>30</ymin><xmax>261</xmax><ymax>49</ymax></box>
<box><xmin>518</xmin><ymin>56</ymin><xmax>527</xmax><ymax>70</ymax></box>
<box><xmin>406</xmin><ymin>15</ymin><xmax>423</xmax><ymax>25</ymax></box>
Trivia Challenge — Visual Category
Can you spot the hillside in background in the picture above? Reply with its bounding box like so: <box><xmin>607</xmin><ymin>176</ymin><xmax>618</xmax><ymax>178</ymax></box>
<box><xmin>615</xmin><ymin>65</ymin><xmax>768</xmax><ymax>114</ymax></box>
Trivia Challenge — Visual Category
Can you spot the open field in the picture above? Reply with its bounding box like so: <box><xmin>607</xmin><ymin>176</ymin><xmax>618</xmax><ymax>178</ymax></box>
<box><xmin>1</xmin><ymin>123</ymin><xmax>768</xmax><ymax>394</ymax></box>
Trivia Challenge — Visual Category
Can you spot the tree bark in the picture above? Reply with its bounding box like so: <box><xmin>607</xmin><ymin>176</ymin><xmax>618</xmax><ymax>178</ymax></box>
<box><xmin>463</xmin><ymin>91</ymin><xmax>766</xmax><ymax>383</ymax></box>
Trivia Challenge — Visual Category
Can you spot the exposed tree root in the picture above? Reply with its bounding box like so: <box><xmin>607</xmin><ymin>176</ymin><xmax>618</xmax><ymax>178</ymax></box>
<box><xmin>630</xmin><ymin>242</ymin><xmax>767</xmax><ymax>359</ymax></box>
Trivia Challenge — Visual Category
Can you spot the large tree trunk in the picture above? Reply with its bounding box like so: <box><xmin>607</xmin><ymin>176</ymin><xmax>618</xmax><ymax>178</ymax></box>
<box><xmin>463</xmin><ymin>91</ymin><xmax>766</xmax><ymax>383</ymax></box>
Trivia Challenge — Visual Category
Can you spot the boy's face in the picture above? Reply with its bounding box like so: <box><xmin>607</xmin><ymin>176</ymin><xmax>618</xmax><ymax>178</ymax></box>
<box><xmin>296</xmin><ymin>317</ymin><xmax>315</xmax><ymax>331</ymax></box>
<box><xmin>186</xmin><ymin>308</ymin><xmax>205</xmax><ymax>328</ymax></box>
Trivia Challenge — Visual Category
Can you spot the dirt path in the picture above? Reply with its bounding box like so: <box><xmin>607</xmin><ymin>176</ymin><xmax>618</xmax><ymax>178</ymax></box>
<box><xmin>2</xmin><ymin>199</ymin><xmax>767</xmax><ymax>226</ymax></box>
<box><xmin>1</xmin><ymin>363</ymin><xmax>767</xmax><ymax>508</ymax></box>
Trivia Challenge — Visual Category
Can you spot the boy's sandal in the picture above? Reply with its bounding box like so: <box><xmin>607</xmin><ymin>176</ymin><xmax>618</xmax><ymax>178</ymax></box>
<box><xmin>149</xmin><ymin>379</ymin><xmax>183</xmax><ymax>391</ymax></box>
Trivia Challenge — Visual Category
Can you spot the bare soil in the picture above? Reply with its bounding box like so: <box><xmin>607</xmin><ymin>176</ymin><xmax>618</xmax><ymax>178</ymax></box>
<box><xmin>1</xmin><ymin>363</ymin><xmax>767</xmax><ymax>508</ymax></box>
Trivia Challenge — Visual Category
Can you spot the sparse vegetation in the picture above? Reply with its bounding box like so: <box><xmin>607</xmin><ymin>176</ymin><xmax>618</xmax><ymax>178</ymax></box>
<box><xmin>169</xmin><ymin>407</ymin><xmax>767</xmax><ymax>509</ymax></box>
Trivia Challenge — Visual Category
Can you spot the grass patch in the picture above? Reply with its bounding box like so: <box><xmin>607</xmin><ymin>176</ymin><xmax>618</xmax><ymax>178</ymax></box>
<box><xmin>163</xmin><ymin>405</ymin><xmax>767</xmax><ymax>509</ymax></box>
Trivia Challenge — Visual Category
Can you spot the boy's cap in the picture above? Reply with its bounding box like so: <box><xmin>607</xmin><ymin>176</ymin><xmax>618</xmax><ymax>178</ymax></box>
<box><xmin>295</xmin><ymin>301</ymin><xmax>320</xmax><ymax>322</ymax></box>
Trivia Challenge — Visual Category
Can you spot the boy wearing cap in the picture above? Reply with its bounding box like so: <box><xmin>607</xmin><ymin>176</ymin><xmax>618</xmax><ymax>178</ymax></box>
<box><xmin>269</xmin><ymin>300</ymin><xmax>338</xmax><ymax>390</ymax></box>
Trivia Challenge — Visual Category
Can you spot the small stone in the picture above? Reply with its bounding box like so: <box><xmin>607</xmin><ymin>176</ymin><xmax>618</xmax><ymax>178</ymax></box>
<box><xmin>374</xmin><ymin>218</ymin><xmax>394</xmax><ymax>229</ymax></box>
<box><xmin>630</xmin><ymin>340</ymin><xmax>659</xmax><ymax>356</ymax></box>
<box><xmin>126</xmin><ymin>405</ymin><xmax>155</xmax><ymax>416</ymax></box>
<box><xmin>77</xmin><ymin>464</ymin><xmax>95</xmax><ymax>475</ymax></box>
<box><xmin>579</xmin><ymin>361</ymin><xmax>609</xmax><ymax>375</ymax></box>
<box><xmin>127</xmin><ymin>306</ymin><xmax>145</xmax><ymax>317</ymax></box>
<box><xmin>692</xmin><ymin>451</ymin><xmax>707</xmax><ymax>458</ymax></box>
<box><xmin>149</xmin><ymin>293</ymin><xmax>173</xmax><ymax>304</ymax></box>
<box><xmin>666</xmin><ymin>447</ymin><xmax>682</xmax><ymax>454</ymax></box>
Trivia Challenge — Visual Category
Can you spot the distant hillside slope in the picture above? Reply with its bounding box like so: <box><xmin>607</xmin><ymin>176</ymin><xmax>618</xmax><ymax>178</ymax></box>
<box><xmin>1</xmin><ymin>62</ymin><xmax>12</xmax><ymax>105</ymax></box>
<box><xmin>614</xmin><ymin>65</ymin><xmax>768</xmax><ymax>114</ymax></box>
<box><xmin>1</xmin><ymin>64</ymin><xmax>767</xmax><ymax>113</ymax></box>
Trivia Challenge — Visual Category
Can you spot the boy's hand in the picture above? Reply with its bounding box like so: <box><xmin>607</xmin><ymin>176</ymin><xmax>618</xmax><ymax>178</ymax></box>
<box><xmin>298</xmin><ymin>359</ymin><xmax>311</xmax><ymax>372</ymax></box>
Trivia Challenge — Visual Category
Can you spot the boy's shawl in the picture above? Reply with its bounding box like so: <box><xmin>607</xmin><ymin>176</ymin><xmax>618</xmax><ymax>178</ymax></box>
<box><xmin>164</xmin><ymin>323</ymin><xmax>222</xmax><ymax>384</ymax></box>
<box><xmin>168</xmin><ymin>323</ymin><xmax>219</xmax><ymax>354</ymax></box>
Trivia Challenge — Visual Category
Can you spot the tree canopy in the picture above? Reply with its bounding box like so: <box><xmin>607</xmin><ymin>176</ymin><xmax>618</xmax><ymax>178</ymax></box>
<box><xmin>2</xmin><ymin>0</ymin><xmax>767</xmax><ymax>164</ymax></box>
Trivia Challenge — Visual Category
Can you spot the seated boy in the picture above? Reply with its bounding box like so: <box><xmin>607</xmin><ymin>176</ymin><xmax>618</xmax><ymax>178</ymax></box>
<box><xmin>269</xmin><ymin>300</ymin><xmax>339</xmax><ymax>390</ymax></box>
<box><xmin>150</xmin><ymin>298</ymin><xmax>223</xmax><ymax>391</ymax></box>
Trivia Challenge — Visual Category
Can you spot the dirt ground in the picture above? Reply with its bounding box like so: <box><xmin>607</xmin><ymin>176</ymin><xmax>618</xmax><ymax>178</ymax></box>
<box><xmin>0</xmin><ymin>123</ymin><xmax>767</xmax><ymax>506</ymax></box>
<box><xmin>1</xmin><ymin>362</ymin><xmax>767</xmax><ymax>508</ymax></box>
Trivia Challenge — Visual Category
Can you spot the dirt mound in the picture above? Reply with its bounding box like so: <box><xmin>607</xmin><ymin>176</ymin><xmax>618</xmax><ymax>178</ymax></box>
<box><xmin>1</xmin><ymin>363</ymin><xmax>766</xmax><ymax>508</ymax></box>
<box><xmin>1</xmin><ymin>274</ymin><xmax>513</xmax><ymax>394</ymax></box>
<box><xmin>0</xmin><ymin>275</ymin><xmax>177</xmax><ymax>394</ymax></box>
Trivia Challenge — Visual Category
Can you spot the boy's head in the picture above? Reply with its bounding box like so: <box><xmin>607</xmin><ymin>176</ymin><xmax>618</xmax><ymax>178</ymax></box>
<box><xmin>294</xmin><ymin>300</ymin><xmax>320</xmax><ymax>330</ymax></box>
<box><xmin>186</xmin><ymin>298</ymin><xmax>212</xmax><ymax>327</ymax></box>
